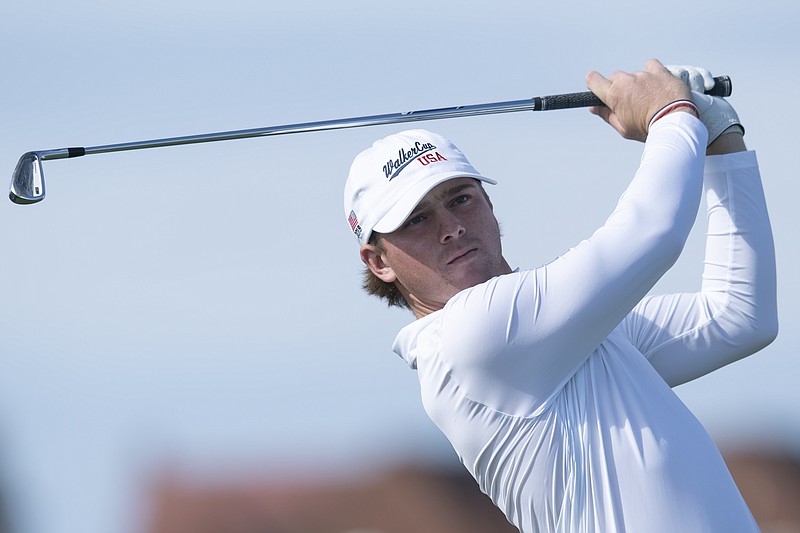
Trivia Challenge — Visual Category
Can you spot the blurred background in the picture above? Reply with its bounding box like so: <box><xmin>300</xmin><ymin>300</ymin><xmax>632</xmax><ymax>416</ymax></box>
<box><xmin>1</xmin><ymin>1</ymin><xmax>798</xmax><ymax>532</ymax></box>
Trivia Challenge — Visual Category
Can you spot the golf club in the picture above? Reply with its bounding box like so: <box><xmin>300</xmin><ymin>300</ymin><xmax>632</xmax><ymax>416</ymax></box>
<box><xmin>9</xmin><ymin>76</ymin><xmax>732</xmax><ymax>205</ymax></box>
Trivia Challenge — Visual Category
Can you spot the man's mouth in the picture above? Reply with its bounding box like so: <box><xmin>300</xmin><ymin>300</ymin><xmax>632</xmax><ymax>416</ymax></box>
<box><xmin>447</xmin><ymin>248</ymin><xmax>477</xmax><ymax>265</ymax></box>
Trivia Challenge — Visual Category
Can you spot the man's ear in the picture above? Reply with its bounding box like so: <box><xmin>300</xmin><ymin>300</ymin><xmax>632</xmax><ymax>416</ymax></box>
<box><xmin>360</xmin><ymin>244</ymin><xmax>397</xmax><ymax>283</ymax></box>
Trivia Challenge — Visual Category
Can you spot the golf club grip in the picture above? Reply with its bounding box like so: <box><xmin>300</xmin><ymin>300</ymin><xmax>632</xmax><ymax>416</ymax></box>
<box><xmin>537</xmin><ymin>75</ymin><xmax>732</xmax><ymax>111</ymax></box>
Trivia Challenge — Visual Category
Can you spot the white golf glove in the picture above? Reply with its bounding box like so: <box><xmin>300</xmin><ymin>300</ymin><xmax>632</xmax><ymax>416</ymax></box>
<box><xmin>666</xmin><ymin>64</ymin><xmax>716</xmax><ymax>93</ymax></box>
<box><xmin>666</xmin><ymin>64</ymin><xmax>744</xmax><ymax>145</ymax></box>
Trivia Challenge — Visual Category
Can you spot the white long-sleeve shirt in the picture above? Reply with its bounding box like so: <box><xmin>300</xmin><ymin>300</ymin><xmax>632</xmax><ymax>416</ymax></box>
<box><xmin>393</xmin><ymin>113</ymin><xmax>778</xmax><ymax>533</ymax></box>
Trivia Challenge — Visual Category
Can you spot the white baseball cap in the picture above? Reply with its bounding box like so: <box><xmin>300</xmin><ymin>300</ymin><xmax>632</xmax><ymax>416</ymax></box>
<box><xmin>343</xmin><ymin>129</ymin><xmax>496</xmax><ymax>246</ymax></box>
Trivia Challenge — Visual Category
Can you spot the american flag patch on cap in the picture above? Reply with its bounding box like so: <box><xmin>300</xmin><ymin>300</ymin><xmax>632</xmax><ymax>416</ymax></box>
<box><xmin>348</xmin><ymin>210</ymin><xmax>359</xmax><ymax>232</ymax></box>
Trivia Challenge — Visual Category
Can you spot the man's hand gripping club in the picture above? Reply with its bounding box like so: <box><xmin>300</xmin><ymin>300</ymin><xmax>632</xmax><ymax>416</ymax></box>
<box><xmin>586</xmin><ymin>59</ymin><xmax>697</xmax><ymax>142</ymax></box>
<box><xmin>665</xmin><ymin>64</ymin><xmax>744</xmax><ymax>147</ymax></box>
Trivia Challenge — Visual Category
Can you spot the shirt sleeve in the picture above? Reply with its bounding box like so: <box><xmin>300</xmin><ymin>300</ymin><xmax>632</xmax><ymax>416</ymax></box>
<box><xmin>619</xmin><ymin>150</ymin><xmax>778</xmax><ymax>387</ymax></box>
<box><xmin>439</xmin><ymin>113</ymin><xmax>709</xmax><ymax>415</ymax></box>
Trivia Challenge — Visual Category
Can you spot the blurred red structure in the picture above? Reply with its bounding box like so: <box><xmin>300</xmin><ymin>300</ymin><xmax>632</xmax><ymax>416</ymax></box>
<box><xmin>725</xmin><ymin>448</ymin><xmax>800</xmax><ymax>533</ymax></box>
<box><xmin>148</xmin><ymin>462</ymin><xmax>518</xmax><ymax>533</ymax></box>
<box><xmin>146</xmin><ymin>448</ymin><xmax>800</xmax><ymax>533</ymax></box>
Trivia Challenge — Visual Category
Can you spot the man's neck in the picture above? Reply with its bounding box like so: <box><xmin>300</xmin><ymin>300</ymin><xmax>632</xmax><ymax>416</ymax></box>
<box><xmin>407</xmin><ymin>257</ymin><xmax>513</xmax><ymax>319</ymax></box>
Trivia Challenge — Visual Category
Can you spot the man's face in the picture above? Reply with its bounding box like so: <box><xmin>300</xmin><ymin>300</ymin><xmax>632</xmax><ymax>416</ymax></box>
<box><xmin>361</xmin><ymin>177</ymin><xmax>509</xmax><ymax>315</ymax></box>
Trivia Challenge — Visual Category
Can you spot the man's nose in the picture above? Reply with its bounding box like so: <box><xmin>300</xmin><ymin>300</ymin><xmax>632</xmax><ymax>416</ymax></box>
<box><xmin>440</xmin><ymin>211</ymin><xmax>466</xmax><ymax>244</ymax></box>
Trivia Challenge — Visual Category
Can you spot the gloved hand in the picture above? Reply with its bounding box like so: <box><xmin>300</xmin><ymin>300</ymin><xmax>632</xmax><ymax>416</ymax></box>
<box><xmin>666</xmin><ymin>64</ymin><xmax>744</xmax><ymax>145</ymax></box>
<box><xmin>666</xmin><ymin>64</ymin><xmax>716</xmax><ymax>93</ymax></box>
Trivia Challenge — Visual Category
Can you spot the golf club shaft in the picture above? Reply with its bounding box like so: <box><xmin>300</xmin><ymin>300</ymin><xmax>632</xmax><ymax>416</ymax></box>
<box><xmin>37</xmin><ymin>76</ymin><xmax>732</xmax><ymax>162</ymax></box>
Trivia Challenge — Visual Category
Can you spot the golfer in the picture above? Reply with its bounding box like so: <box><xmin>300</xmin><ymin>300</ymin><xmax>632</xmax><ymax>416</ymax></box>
<box><xmin>343</xmin><ymin>60</ymin><xmax>777</xmax><ymax>532</ymax></box>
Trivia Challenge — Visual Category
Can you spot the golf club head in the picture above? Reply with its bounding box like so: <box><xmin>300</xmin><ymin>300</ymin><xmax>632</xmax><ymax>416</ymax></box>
<box><xmin>9</xmin><ymin>152</ymin><xmax>45</xmax><ymax>204</ymax></box>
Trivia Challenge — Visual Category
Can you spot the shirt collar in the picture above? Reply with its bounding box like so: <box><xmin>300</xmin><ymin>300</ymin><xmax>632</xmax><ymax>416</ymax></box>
<box><xmin>391</xmin><ymin>311</ymin><xmax>441</xmax><ymax>369</ymax></box>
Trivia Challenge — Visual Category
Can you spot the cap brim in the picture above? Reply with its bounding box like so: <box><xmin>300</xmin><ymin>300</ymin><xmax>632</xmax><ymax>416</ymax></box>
<box><xmin>372</xmin><ymin>172</ymin><xmax>496</xmax><ymax>235</ymax></box>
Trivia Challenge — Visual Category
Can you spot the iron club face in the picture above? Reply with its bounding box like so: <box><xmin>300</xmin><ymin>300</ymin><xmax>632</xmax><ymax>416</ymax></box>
<box><xmin>9</xmin><ymin>152</ymin><xmax>45</xmax><ymax>205</ymax></box>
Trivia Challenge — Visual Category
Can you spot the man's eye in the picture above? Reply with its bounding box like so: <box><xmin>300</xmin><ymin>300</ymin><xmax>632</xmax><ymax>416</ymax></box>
<box><xmin>407</xmin><ymin>214</ymin><xmax>425</xmax><ymax>226</ymax></box>
<box><xmin>453</xmin><ymin>195</ymin><xmax>471</xmax><ymax>205</ymax></box>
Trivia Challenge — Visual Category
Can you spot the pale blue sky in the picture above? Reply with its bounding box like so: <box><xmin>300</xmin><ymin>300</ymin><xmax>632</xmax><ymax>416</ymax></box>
<box><xmin>1</xmin><ymin>1</ymin><xmax>798</xmax><ymax>532</ymax></box>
